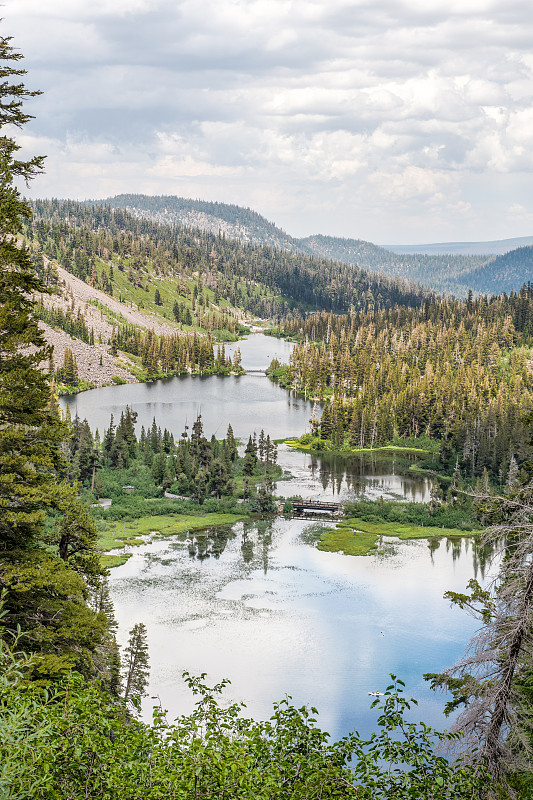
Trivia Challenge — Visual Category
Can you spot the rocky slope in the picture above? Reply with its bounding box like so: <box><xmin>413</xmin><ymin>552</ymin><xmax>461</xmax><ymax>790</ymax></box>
<box><xmin>39</xmin><ymin>321</ymin><xmax>135</xmax><ymax>387</ymax></box>
<box><xmin>38</xmin><ymin>261</ymin><xmax>179</xmax><ymax>389</ymax></box>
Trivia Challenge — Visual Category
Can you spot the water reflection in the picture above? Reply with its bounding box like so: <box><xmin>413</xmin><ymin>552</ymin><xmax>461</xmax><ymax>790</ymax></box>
<box><xmin>278</xmin><ymin>446</ymin><xmax>435</xmax><ymax>503</ymax></box>
<box><xmin>183</xmin><ymin>521</ymin><xmax>496</xmax><ymax>584</ymax></box>
<box><xmin>187</xmin><ymin>526</ymin><xmax>237</xmax><ymax>561</ymax></box>
<box><xmin>182</xmin><ymin>520</ymin><xmax>277</xmax><ymax>573</ymax></box>
<box><xmin>109</xmin><ymin>517</ymin><xmax>496</xmax><ymax>741</ymax></box>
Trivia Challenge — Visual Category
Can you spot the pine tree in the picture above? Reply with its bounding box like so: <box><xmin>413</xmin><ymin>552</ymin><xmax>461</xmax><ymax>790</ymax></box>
<box><xmin>0</xmin><ymin>34</ymin><xmax>65</xmax><ymax>550</ymax></box>
<box><xmin>123</xmin><ymin>622</ymin><xmax>150</xmax><ymax>705</ymax></box>
<box><xmin>225</xmin><ymin>424</ymin><xmax>238</xmax><ymax>461</ymax></box>
<box><xmin>429</xmin><ymin>473</ymin><xmax>533</xmax><ymax>791</ymax></box>
<box><xmin>232</xmin><ymin>346</ymin><xmax>242</xmax><ymax>370</ymax></box>
<box><xmin>61</xmin><ymin>347</ymin><xmax>78</xmax><ymax>386</ymax></box>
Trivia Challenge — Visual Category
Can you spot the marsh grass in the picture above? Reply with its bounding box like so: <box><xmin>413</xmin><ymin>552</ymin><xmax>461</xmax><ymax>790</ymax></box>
<box><xmin>318</xmin><ymin>517</ymin><xmax>478</xmax><ymax>557</ymax></box>
<box><xmin>97</xmin><ymin>512</ymin><xmax>246</xmax><ymax>565</ymax></box>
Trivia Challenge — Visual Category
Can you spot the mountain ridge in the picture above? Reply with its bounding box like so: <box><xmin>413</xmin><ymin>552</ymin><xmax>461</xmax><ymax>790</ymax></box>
<box><xmin>382</xmin><ymin>235</ymin><xmax>533</xmax><ymax>256</ymax></box>
<box><xmin>102</xmin><ymin>194</ymin><xmax>532</xmax><ymax>297</ymax></box>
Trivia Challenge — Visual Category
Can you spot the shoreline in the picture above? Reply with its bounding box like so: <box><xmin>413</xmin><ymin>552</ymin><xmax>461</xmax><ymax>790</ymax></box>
<box><xmin>58</xmin><ymin>364</ymin><xmax>248</xmax><ymax>396</ymax></box>
<box><xmin>285</xmin><ymin>439</ymin><xmax>437</xmax><ymax>455</ymax></box>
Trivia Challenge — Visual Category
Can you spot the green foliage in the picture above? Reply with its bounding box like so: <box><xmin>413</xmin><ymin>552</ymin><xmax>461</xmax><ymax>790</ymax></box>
<box><xmin>0</xmin><ymin>600</ymin><xmax>54</xmax><ymax>799</ymax></box>
<box><xmin>0</xmin><ymin>39</ymin><xmax>65</xmax><ymax>547</ymax></box>
<box><xmin>317</xmin><ymin>524</ymin><xmax>379</xmax><ymax>557</ymax></box>
<box><xmin>123</xmin><ymin>622</ymin><xmax>149</xmax><ymax>705</ymax></box>
<box><xmin>0</xmin><ymin>629</ymin><xmax>494</xmax><ymax>800</ymax></box>
<box><xmin>0</xmin><ymin>551</ymin><xmax>109</xmax><ymax>683</ymax></box>
<box><xmin>464</xmin><ymin>245</ymin><xmax>533</xmax><ymax>295</ymax></box>
<box><xmin>299</xmin><ymin>233</ymin><xmax>494</xmax><ymax>297</ymax></box>
<box><xmin>278</xmin><ymin>292</ymin><xmax>533</xmax><ymax>482</ymax></box>
<box><xmin>427</xmin><ymin>465</ymin><xmax>533</xmax><ymax>788</ymax></box>
<box><xmin>33</xmin><ymin>299</ymin><xmax>92</xmax><ymax>343</ymax></box>
<box><xmin>319</xmin><ymin>517</ymin><xmax>477</xmax><ymax>557</ymax></box>
<box><xmin>28</xmin><ymin>197</ymin><xmax>428</xmax><ymax>320</ymax></box>
<box><xmin>80</xmin><ymin>410</ymin><xmax>278</xmax><ymax>514</ymax></box>
<box><xmin>56</xmin><ymin>346</ymin><xmax>78</xmax><ymax>385</ymax></box>
<box><xmin>348</xmin><ymin>676</ymin><xmax>491</xmax><ymax>798</ymax></box>
<box><xmin>0</xmin><ymin>38</ymin><xmax>118</xmax><ymax>691</ymax></box>
<box><xmin>343</xmin><ymin>498</ymin><xmax>479</xmax><ymax>532</ymax></box>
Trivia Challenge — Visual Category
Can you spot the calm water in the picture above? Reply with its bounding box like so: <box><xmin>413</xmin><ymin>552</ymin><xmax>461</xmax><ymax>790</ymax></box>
<box><xmin>62</xmin><ymin>334</ymin><xmax>485</xmax><ymax>737</ymax></box>
<box><xmin>278</xmin><ymin>446</ymin><xmax>435</xmax><ymax>503</ymax></box>
<box><xmin>61</xmin><ymin>334</ymin><xmax>432</xmax><ymax>502</ymax></box>
<box><xmin>110</xmin><ymin>518</ymin><xmax>492</xmax><ymax>740</ymax></box>
<box><xmin>61</xmin><ymin>335</ymin><xmax>309</xmax><ymax>442</ymax></box>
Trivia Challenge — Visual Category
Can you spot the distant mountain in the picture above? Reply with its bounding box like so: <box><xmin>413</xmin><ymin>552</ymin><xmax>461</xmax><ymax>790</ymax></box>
<box><xmin>298</xmin><ymin>234</ymin><xmax>487</xmax><ymax>296</ymax></box>
<box><xmin>103</xmin><ymin>194</ymin><xmax>533</xmax><ymax>297</ymax></box>
<box><xmin>383</xmin><ymin>235</ymin><xmax>533</xmax><ymax>256</ymax></box>
<box><xmin>105</xmin><ymin>194</ymin><xmax>310</xmax><ymax>254</ymax></box>
<box><xmin>458</xmin><ymin>245</ymin><xmax>533</xmax><ymax>295</ymax></box>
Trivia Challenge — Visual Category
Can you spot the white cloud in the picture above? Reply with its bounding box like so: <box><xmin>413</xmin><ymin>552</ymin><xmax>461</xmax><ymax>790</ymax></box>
<box><xmin>5</xmin><ymin>0</ymin><xmax>533</xmax><ymax>242</ymax></box>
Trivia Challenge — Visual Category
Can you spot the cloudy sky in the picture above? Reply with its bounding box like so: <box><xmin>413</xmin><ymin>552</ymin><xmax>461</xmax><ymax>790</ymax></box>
<box><xmin>5</xmin><ymin>0</ymin><xmax>533</xmax><ymax>243</ymax></box>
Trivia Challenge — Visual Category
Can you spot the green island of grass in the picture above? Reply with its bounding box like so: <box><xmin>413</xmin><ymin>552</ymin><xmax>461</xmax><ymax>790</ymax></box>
<box><xmin>318</xmin><ymin>516</ymin><xmax>479</xmax><ymax>557</ymax></box>
<box><xmin>284</xmin><ymin>434</ymin><xmax>439</xmax><ymax>457</ymax></box>
<box><xmin>98</xmin><ymin>512</ymin><xmax>246</xmax><ymax>567</ymax></box>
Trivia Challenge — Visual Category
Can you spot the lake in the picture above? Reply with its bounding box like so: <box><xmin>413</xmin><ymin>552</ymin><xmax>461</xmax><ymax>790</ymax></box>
<box><xmin>110</xmin><ymin>518</ymin><xmax>490</xmax><ymax>740</ymax></box>
<box><xmin>61</xmin><ymin>334</ymin><xmax>434</xmax><ymax>503</ymax></box>
<box><xmin>62</xmin><ymin>334</ymin><xmax>489</xmax><ymax>739</ymax></box>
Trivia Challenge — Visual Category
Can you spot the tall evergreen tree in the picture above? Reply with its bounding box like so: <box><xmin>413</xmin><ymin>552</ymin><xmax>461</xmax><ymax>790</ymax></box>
<box><xmin>0</xmin><ymin>34</ymin><xmax>64</xmax><ymax>551</ymax></box>
<box><xmin>123</xmin><ymin>622</ymin><xmax>150</xmax><ymax>707</ymax></box>
<box><xmin>0</xmin><ymin>32</ymin><xmax>113</xmax><ymax>685</ymax></box>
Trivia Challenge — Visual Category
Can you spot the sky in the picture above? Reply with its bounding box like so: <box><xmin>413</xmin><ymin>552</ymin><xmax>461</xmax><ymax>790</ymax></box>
<box><xmin>5</xmin><ymin>0</ymin><xmax>533</xmax><ymax>244</ymax></box>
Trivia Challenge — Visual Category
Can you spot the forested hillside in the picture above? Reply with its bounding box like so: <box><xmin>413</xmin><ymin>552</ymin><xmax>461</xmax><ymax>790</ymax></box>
<box><xmin>106</xmin><ymin>193</ymin><xmax>305</xmax><ymax>252</ymax></box>
<box><xmin>273</xmin><ymin>285</ymin><xmax>533</xmax><ymax>484</ymax></box>
<box><xmin>28</xmin><ymin>198</ymin><xmax>427</xmax><ymax>318</ymax></box>
<box><xmin>106</xmin><ymin>194</ymin><xmax>533</xmax><ymax>298</ymax></box>
<box><xmin>299</xmin><ymin>233</ymin><xmax>488</xmax><ymax>296</ymax></box>
<box><xmin>459</xmin><ymin>245</ymin><xmax>533</xmax><ymax>295</ymax></box>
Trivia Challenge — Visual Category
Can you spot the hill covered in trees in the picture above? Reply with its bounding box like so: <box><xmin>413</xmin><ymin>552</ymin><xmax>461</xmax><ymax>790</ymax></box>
<box><xmin>299</xmin><ymin>233</ymin><xmax>488</xmax><ymax>296</ymax></box>
<box><xmin>102</xmin><ymin>193</ymin><xmax>533</xmax><ymax>298</ymax></box>
<box><xmin>272</xmin><ymin>284</ymin><xmax>533</xmax><ymax>485</ymax></box>
<box><xmin>28</xmin><ymin>198</ymin><xmax>427</xmax><ymax>320</ymax></box>
<box><xmin>458</xmin><ymin>245</ymin><xmax>533</xmax><ymax>296</ymax></box>
<box><xmin>105</xmin><ymin>193</ymin><xmax>306</xmax><ymax>252</ymax></box>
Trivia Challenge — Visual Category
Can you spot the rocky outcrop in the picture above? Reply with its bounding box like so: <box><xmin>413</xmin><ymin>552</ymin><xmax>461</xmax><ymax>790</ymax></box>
<box><xmin>39</xmin><ymin>321</ymin><xmax>136</xmax><ymax>387</ymax></box>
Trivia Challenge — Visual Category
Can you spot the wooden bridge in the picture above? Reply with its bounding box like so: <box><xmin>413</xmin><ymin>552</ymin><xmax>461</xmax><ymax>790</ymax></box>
<box><xmin>280</xmin><ymin>498</ymin><xmax>342</xmax><ymax>516</ymax></box>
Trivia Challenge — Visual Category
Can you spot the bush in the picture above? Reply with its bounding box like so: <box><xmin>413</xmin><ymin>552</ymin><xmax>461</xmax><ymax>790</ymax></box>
<box><xmin>0</xmin><ymin>638</ymin><xmax>493</xmax><ymax>800</ymax></box>
<box><xmin>343</xmin><ymin>498</ymin><xmax>480</xmax><ymax>531</ymax></box>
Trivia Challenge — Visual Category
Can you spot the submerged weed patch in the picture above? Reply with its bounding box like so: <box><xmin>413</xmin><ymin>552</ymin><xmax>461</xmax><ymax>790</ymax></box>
<box><xmin>97</xmin><ymin>512</ymin><xmax>246</xmax><ymax>564</ymax></box>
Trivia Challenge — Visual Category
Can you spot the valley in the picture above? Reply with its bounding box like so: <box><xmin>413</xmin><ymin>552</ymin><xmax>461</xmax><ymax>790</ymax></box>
<box><xmin>4</xmin><ymin>12</ymin><xmax>533</xmax><ymax>796</ymax></box>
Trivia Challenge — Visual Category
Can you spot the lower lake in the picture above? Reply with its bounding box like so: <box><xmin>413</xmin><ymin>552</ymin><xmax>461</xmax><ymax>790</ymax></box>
<box><xmin>109</xmin><ymin>518</ymin><xmax>491</xmax><ymax>740</ymax></box>
<box><xmin>61</xmin><ymin>334</ymin><xmax>490</xmax><ymax>739</ymax></box>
